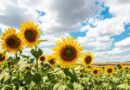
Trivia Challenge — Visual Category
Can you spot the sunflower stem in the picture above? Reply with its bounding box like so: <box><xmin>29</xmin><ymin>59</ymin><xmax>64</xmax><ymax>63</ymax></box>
<box><xmin>36</xmin><ymin>58</ymin><xmax>38</xmax><ymax>73</ymax></box>
<box><xmin>8</xmin><ymin>61</ymin><xmax>12</xmax><ymax>83</ymax></box>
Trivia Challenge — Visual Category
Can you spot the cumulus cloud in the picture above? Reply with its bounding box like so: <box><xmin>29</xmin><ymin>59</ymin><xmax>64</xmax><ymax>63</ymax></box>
<box><xmin>0</xmin><ymin>0</ymin><xmax>103</xmax><ymax>33</ymax></box>
<box><xmin>77</xmin><ymin>0</ymin><xmax>130</xmax><ymax>62</ymax></box>
<box><xmin>115</xmin><ymin>37</ymin><xmax>130</xmax><ymax>49</ymax></box>
<box><xmin>0</xmin><ymin>0</ymin><xmax>39</xmax><ymax>28</ymax></box>
<box><xmin>40</xmin><ymin>0</ymin><xmax>102</xmax><ymax>33</ymax></box>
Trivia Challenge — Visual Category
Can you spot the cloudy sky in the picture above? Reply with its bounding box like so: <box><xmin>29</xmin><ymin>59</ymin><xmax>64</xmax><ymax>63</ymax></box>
<box><xmin>0</xmin><ymin>0</ymin><xmax>130</xmax><ymax>62</ymax></box>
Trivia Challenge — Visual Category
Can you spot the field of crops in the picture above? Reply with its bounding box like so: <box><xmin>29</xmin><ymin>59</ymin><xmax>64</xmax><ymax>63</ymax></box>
<box><xmin>0</xmin><ymin>21</ymin><xmax>130</xmax><ymax>90</ymax></box>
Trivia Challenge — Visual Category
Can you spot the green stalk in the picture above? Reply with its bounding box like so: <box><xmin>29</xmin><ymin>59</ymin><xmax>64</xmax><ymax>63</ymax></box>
<box><xmin>8</xmin><ymin>61</ymin><xmax>12</xmax><ymax>83</ymax></box>
<box><xmin>36</xmin><ymin>58</ymin><xmax>38</xmax><ymax>73</ymax></box>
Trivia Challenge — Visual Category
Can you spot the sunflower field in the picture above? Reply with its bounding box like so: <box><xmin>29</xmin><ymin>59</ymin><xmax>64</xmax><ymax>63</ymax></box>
<box><xmin>0</xmin><ymin>21</ymin><xmax>130</xmax><ymax>90</ymax></box>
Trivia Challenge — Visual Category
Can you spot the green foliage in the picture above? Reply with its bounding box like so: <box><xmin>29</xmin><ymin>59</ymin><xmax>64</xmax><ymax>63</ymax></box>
<box><xmin>0</xmin><ymin>48</ymin><xmax>130</xmax><ymax>90</ymax></box>
<box><xmin>31</xmin><ymin>48</ymin><xmax>43</xmax><ymax>59</ymax></box>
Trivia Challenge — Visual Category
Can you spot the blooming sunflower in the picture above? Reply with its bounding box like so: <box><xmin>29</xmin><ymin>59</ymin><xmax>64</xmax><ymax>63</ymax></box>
<box><xmin>105</xmin><ymin>66</ymin><xmax>114</xmax><ymax>75</ymax></box>
<box><xmin>47</xmin><ymin>55</ymin><xmax>57</xmax><ymax>67</ymax></box>
<box><xmin>122</xmin><ymin>65</ymin><xmax>129</xmax><ymax>71</ymax></box>
<box><xmin>82</xmin><ymin>51</ymin><xmax>94</xmax><ymax>67</ymax></box>
<box><xmin>91</xmin><ymin>67</ymin><xmax>100</xmax><ymax>76</ymax></box>
<box><xmin>20</xmin><ymin>21</ymin><xmax>40</xmax><ymax>48</ymax></box>
<box><xmin>0</xmin><ymin>51</ymin><xmax>7</xmax><ymax>64</ymax></box>
<box><xmin>39</xmin><ymin>54</ymin><xmax>46</xmax><ymax>62</ymax></box>
<box><xmin>1</xmin><ymin>28</ymin><xmax>22</xmax><ymax>53</ymax></box>
<box><xmin>53</xmin><ymin>36</ymin><xmax>83</xmax><ymax>68</ymax></box>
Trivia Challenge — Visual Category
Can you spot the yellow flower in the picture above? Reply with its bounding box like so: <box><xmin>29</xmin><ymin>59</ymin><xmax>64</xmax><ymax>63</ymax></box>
<box><xmin>53</xmin><ymin>36</ymin><xmax>83</xmax><ymax>68</ymax></box>
<box><xmin>39</xmin><ymin>54</ymin><xmax>46</xmax><ymax>62</ymax></box>
<box><xmin>91</xmin><ymin>67</ymin><xmax>100</xmax><ymax>76</ymax></box>
<box><xmin>1</xmin><ymin>27</ymin><xmax>23</xmax><ymax>53</ymax></box>
<box><xmin>47</xmin><ymin>55</ymin><xmax>57</xmax><ymax>67</ymax></box>
<box><xmin>122</xmin><ymin>65</ymin><xmax>129</xmax><ymax>70</ymax></box>
<box><xmin>20</xmin><ymin>21</ymin><xmax>40</xmax><ymax>48</ymax></box>
<box><xmin>0</xmin><ymin>51</ymin><xmax>7</xmax><ymax>64</ymax></box>
<box><xmin>82</xmin><ymin>51</ymin><xmax>94</xmax><ymax>66</ymax></box>
<box><xmin>105</xmin><ymin>66</ymin><xmax>114</xmax><ymax>75</ymax></box>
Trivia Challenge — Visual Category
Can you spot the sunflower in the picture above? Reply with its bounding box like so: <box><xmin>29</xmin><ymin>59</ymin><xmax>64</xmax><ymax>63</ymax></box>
<box><xmin>20</xmin><ymin>21</ymin><xmax>40</xmax><ymax>48</ymax></box>
<box><xmin>1</xmin><ymin>28</ymin><xmax>22</xmax><ymax>53</ymax></box>
<box><xmin>122</xmin><ymin>65</ymin><xmax>129</xmax><ymax>71</ymax></box>
<box><xmin>118</xmin><ymin>64</ymin><xmax>123</xmax><ymax>70</ymax></box>
<box><xmin>53</xmin><ymin>36</ymin><xmax>83</xmax><ymax>68</ymax></box>
<box><xmin>39</xmin><ymin>54</ymin><xmax>46</xmax><ymax>62</ymax></box>
<box><xmin>105</xmin><ymin>66</ymin><xmax>114</xmax><ymax>75</ymax></box>
<box><xmin>91</xmin><ymin>67</ymin><xmax>100</xmax><ymax>76</ymax></box>
<box><xmin>82</xmin><ymin>51</ymin><xmax>94</xmax><ymax>67</ymax></box>
<box><xmin>0</xmin><ymin>51</ymin><xmax>7</xmax><ymax>64</ymax></box>
<box><xmin>47</xmin><ymin>55</ymin><xmax>57</xmax><ymax>67</ymax></box>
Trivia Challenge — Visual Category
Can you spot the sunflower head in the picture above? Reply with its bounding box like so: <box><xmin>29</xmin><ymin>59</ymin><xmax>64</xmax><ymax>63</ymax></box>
<box><xmin>0</xmin><ymin>51</ymin><xmax>7</xmax><ymax>64</ymax></box>
<box><xmin>105</xmin><ymin>66</ymin><xmax>114</xmax><ymax>75</ymax></box>
<box><xmin>91</xmin><ymin>67</ymin><xmax>100</xmax><ymax>76</ymax></box>
<box><xmin>20</xmin><ymin>21</ymin><xmax>40</xmax><ymax>48</ymax></box>
<box><xmin>116</xmin><ymin>64</ymin><xmax>123</xmax><ymax>70</ymax></box>
<box><xmin>47</xmin><ymin>55</ymin><xmax>57</xmax><ymax>67</ymax></box>
<box><xmin>53</xmin><ymin>36</ymin><xmax>83</xmax><ymax>68</ymax></box>
<box><xmin>1</xmin><ymin>27</ymin><xmax>23</xmax><ymax>53</ymax></box>
<box><xmin>39</xmin><ymin>55</ymin><xmax>46</xmax><ymax>62</ymax></box>
<box><xmin>82</xmin><ymin>51</ymin><xmax>94</xmax><ymax>66</ymax></box>
<box><xmin>123</xmin><ymin>65</ymin><xmax>129</xmax><ymax>71</ymax></box>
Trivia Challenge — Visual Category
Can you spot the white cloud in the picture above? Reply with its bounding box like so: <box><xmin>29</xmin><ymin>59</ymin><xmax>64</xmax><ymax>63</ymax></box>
<box><xmin>93</xmin><ymin>37</ymin><xmax>130</xmax><ymax>62</ymax></box>
<box><xmin>40</xmin><ymin>0</ymin><xmax>102</xmax><ymax>33</ymax></box>
<box><xmin>115</xmin><ymin>37</ymin><xmax>130</xmax><ymax>49</ymax></box>
<box><xmin>77</xmin><ymin>0</ymin><xmax>130</xmax><ymax>62</ymax></box>
<box><xmin>0</xmin><ymin>0</ymin><xmax>38</xmax><ymax>28</ymax></box>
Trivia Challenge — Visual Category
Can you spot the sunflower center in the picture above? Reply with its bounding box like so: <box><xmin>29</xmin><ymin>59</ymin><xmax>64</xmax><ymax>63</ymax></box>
<box><xmin>85</xmin><ymin>56</ymin><xmax>92</xmax><ymax>64</ymax></box>
<box><xmin>93</xmin><ymin>70</ymin><xmax>98</xmax><ymax>74</ymax></box>
<box><xmin>40</xmin><ymin>56</ymin><xmax>45</xmax><ymax>61</ymax></box>
<box><xmin>107</xmin><ymin>68</ymin><xmax>112</xmax><ymax>73</ymax></box>
<box><xmin>0</xmin><ymin>54</ymin><xmax>5</xmax><ymax>61</ymax></box>
<box><xmin>49</xmin><ymin>59</ymin><xmax>55</xmax><ymax>64</ymax></box>
<box><xmin>125</xmin><ymin>67</ymin><xmax>128</xmax><ymax>69</ymax></box>
<box><xmin>24</xmin><ymin>29</ymin><xmax>37</xmax><ymax>42</ymax></box>
<box><xmin>6</xmin><ymin>35</ymin><xmax>21</xmax><ymax>49</ymax></box>
<box><xmin>61</xmin><ymin>46</ymin><xmax>77</xmax><ymax>61</ymax></box>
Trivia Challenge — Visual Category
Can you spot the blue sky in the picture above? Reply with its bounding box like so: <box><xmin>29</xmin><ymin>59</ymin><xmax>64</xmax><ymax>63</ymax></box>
<box><xmin>0</xmin><ymin>0</ymin><xmax>130</xmax><ymax>62</ymax></box>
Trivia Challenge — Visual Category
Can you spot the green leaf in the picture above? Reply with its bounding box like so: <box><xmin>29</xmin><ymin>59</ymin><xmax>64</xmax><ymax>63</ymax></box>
<box><xmin>63</xmin><ymin>68</ymin><xmax>73</xmax><ymax>77</ymax></box>
<box><xmin>21</xmin><ymin>55</ymin><xmax>30</xmax><ymax>59</ymax></box>
<box><xmin>38</xmin><ymin>48</ymin><xmax>43</xmax><ymax>57</ymax></box>
<box><xmin>73</xmin><ymin>83</ymin><xmax>84</xmax><ymax>90</ymax></box>
<box><xmin>53</xmin><ymin>83</ymin><xmax>61</xmax><ymax>90</ymax></box>
<box><xmin>117</xmin><ymin>83</ymin><xmax>130</xmax><ymax>89</ymax></box>
<box><xmin>11</xmin><ymin>57</ymin><xmax>20</xmax><ymax>64</ymax></box>
<box><xmin>31</xmin><ymin>48</ymin><xmax>43</xmax><ymax>59</ymax></box>
<box><xmin>14</xmin><ymin>83</ymin><xmax>19</xmax><ymax>90</ymax></box>
<box><xmin>53</xmin><ymin>83</ymin><xmax>66</xmax><ymax>90</ymax></box>
<box><xmin>3</xmin><ymin>85</ymin><xmax>13</xmax><ymax>90</ymax></box>
<box><xmin>63</xmin><ymin>69</ymin><xmax>78</xmax><ymax>82</ymax></box>
<box><xmin>24</xmin><ymin>72</ymin><xmax>33</xmax><ymax>84</ymax></box>
<box><xmin>32</xmin><ymin>73</ymin><xmax>42</xmax><ymax>84</ymax></box>
<box><xmin>31</xmin><ymin>49</ymin><xmax>37</xmax><ymax>59</ymax></box>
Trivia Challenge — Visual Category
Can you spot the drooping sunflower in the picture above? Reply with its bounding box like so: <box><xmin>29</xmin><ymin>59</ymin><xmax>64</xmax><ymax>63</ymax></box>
<box><xmin>82</xmin><ymin>51</ymin><xmax>94</xmax><ymax>67</ymax></box>
<box><xmin>0</xmin><ymin>51</ymin><xmax>7</xmax><ymax>64</ymax></box>
<box><xmin>20</xmin><ymin>21</ymin><xmax>40</xmax><ymax>48</ymax></box>
<box><xmin>39</xmin><ymin>54</ymin><xmax>46</xmax><ymax>62</ymax></box>
<box><xmin>91</xmin><ymin>67</ymin><xmax>100</xmax><ymax>76</ymax></box>
<box><xmin>47</xmin><ymin>55</ymin><xmax>57</xmax><ymax>67</ymax></box>
<box><xmin>53</xmin><ymin>36</ymin><xmax>83</xmax><ymax>68</ymax></box>
<box><xmin>1</xmin><ymin>27</ymin><xmax>23</xmax><ymax>53</ymax></box>
<box><xmin>105</xmin><ymin>66</ymin><xmax>115</xmax><ymax>75</ymax></box>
